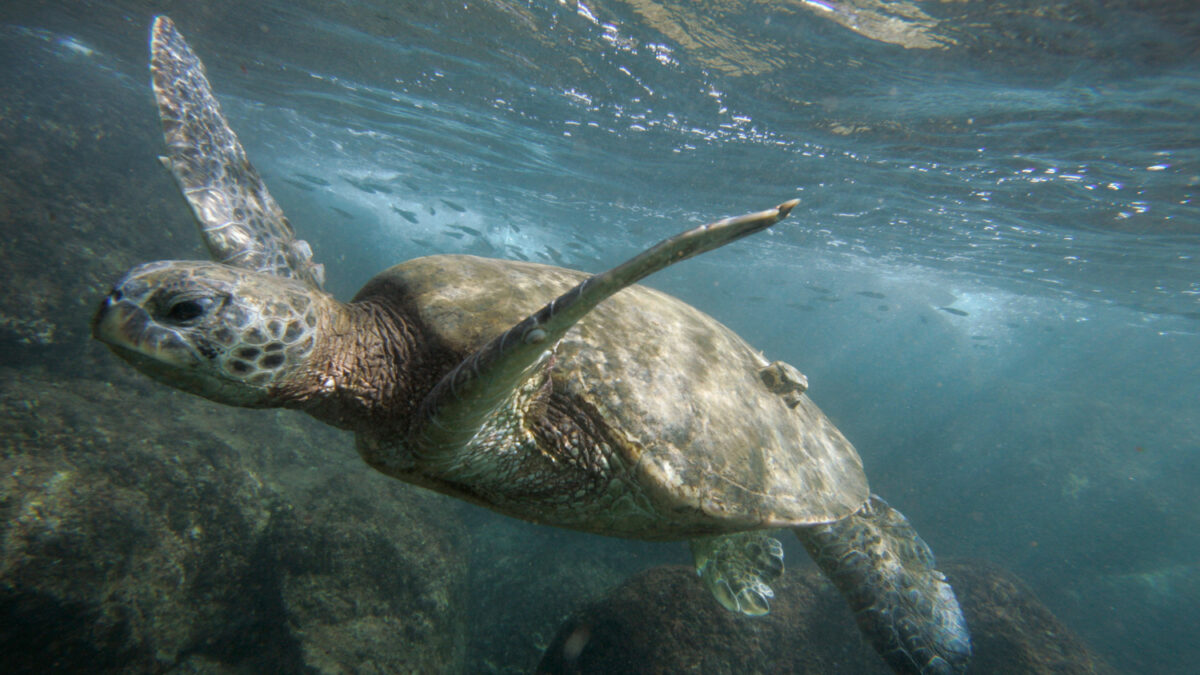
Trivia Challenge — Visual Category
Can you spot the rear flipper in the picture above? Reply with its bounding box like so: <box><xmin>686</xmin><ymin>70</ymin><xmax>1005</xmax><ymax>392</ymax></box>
<box><xmin>796</xmin><ymin>495</ymin><xmax>971</xmax><ymax>675</ymax></box>
<box><xmin>690</xmin><ymin>531</ymin><xmax>785</xmax><ymax>617</ymax></box>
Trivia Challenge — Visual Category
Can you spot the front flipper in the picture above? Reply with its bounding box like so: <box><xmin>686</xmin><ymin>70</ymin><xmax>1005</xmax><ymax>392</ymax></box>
<box><xmin>410</xmin><ymin>200</ymin><xmax>799</xmax><ymax>459</ymax></box>
<box><xmin>690</xmin><ymin>531</ymin><xmax>785</xmax><ymax>617</ymax></box>
<box><xmin>796</xmin><ymin>495</ymin><xmax>971</xmax><ymax>675</ymax></box>
<box><xmin>150</xmin><ymin>16</ymin><xmax>324</xmax><ymax>289</ymax></box>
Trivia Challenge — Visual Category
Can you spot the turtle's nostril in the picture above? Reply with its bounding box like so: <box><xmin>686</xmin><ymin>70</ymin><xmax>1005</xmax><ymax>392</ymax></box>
<box><xmin>111</xmin><ymin>288</ymin><xmax>124</xmax><ymax>302</ymax></box>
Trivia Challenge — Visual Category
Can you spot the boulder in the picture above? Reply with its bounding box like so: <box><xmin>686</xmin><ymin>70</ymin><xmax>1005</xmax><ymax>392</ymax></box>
<box><xmin>0</xmin><ymin>367</ymin><xmax>468</xmax><ymax>673</ymax></box>
<box><xmin>538</xmin><ymin>560</ymin><xmax>1114</xmax><ymax>674</ymax></box>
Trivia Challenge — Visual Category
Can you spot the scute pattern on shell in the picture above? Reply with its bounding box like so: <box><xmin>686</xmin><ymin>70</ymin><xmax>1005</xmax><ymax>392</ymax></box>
<box><xmin>371</xmin><ymin>254</ymin><xmax>870</xmax><ymax>533</ymax></box>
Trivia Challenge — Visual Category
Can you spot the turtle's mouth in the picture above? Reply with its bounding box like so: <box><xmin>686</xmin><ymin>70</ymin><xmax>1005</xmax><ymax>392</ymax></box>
<box><xmin>93</xmin><ymin>292</ymin><xmax>271</xmax><ymax>406</ymax></box>
<box><xmin>92</xmin><ymin>294</ymin><xmax>200</xmax><ymax>370</ymax></box>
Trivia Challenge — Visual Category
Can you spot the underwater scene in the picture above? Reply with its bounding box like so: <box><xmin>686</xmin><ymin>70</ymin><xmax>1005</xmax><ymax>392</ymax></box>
<box><xmin>2</xmin><ymin>1</ymin><xmax>1197</xmax><ymax>673</ymax></box>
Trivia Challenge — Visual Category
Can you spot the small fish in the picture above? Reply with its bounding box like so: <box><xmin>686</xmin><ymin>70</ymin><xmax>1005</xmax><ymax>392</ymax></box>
<box><xmin>451</xmin><ymin>224</ymin><xmax>482</xmax><ymax>237</ymax></box>
<box><xmin>343</xmin><ymin>178</ymin><xmax>392</xmax><ymax>195</ymax></box>
<box><xmin>391</xmin><ymin>206</ymin><xmax>419</xmax><ymax>224</ymax></box>
<box><xmin>409</xmin><ymin>237</ymin><xmax>434</xmax><ymax>248</ymax></box>
<box><xmin>877</xmin><ymin>304</ymin><xmax>889</xmax><ymax>312</ymax></box>
<box><xmin>747</xmin><ymin>296</ymin><xmax>766</xmax><ymax>303</ymax></box>
<box><xmin>816</xmin><ymin>295</ymin><xmax>841</xmax><ymax>303</ymax></box>
<box><xmin>938</xmin><ymin>307</ymin><xmax>969</xmax><ymax>317</ymax></box>
<box><xmin>807</xmin><ymin>285</ymin><xmax>833</xmax><ymax>295</ymax></box>
<box><xmin>329</xmin><ymin>206</ymin><xmax>354</xmax><ymax>220</ymax></box>
<box><xmin>344</xmin><ymin>177</ymin><xmax>376</xmax><ymax>194</ymax></box>
<box><xmin>441</xmin><ymin>199</ymin><xmax>467</xmax><ymax>213</ymax></box>
<box><xmin>544</xmin><ymin>245</ymin><xmax>566</xmax><ymax>265</ymax></box>
<box><xmin>403</xmin><ymin>179</ymin><xmax>421</xmax><ymax>192</ymax></box>
<box><xmin>787</xmin><ymin>302</ymin><xmax>815</xmax><ymax>312</ymax></box>
<box><xmin>857</xmin><ymin>291</ymin><xmax>885</xmax><ymax>299</ymax></box>
<box><xmin>970</xmin><ymin>335</ymin><xmax>989</xmax><ymax>341</ymax></box>
<box><xmin>418</xmin><ymin>161</ymin><xmax>445</xmax><ymax>176</ymax></box>
<box><xmin>295</xmin><ymin>172</ymin><xmax>331</xmax><ymax>186</ymax></box>
<box><xmin>281</xmin><ymin>178</ymin><xmax>316</xmax><ymax>192</ymax></box>
<box><xmin>442</xmin><ymin>230</ymin><xmax>465</xmax><ymax>240</ymax></box>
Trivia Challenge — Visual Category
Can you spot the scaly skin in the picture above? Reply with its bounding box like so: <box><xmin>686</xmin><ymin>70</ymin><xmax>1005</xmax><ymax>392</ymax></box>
<box><xmin>93</xmin><ymin>261</ymin><xmax>322</xmax><ymax>406</ymax></box>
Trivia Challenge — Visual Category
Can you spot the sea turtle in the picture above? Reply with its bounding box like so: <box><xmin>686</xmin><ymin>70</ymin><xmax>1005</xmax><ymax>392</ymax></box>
<box><xmin>93</xmin><ymin>17</ymin><xmax>971</xmax><ymax>674</ymax></box>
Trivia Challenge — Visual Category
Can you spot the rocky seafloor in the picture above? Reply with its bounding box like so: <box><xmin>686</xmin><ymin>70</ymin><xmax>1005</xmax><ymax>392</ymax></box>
<box><xmin>538</xmin><ymin>561</ymin><xmax>1115</xmax><ymax>674</ymax></box>
<box><xmin>1</xmin><ymin>367</ymin><xmax>468</xmax><ymax>673</ymax></box>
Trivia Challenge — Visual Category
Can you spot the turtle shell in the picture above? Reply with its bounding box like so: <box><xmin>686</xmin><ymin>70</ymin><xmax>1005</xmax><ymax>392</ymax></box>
<box><xmin>369</xmin><ymin>254</ymin><xmax>869</xmax><ymax>530</ymax></box>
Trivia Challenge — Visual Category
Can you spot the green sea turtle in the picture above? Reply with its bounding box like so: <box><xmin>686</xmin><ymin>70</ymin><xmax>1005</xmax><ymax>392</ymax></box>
<box><xmin>93</xmin><ymin>17</ymin><xmax>970</xmax><ymax>674</ymax></box>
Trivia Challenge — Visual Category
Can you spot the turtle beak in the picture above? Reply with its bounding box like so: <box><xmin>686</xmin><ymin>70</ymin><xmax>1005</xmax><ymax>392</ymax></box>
<box><xmin>92</xmin><ymin>291</ymin><xmax>141</xmax><ymax>346</ymax></box>
<box><xmin>92</xmin><ymin>288</ymin><xmax>199</xmax><ymax>370</ymax></box>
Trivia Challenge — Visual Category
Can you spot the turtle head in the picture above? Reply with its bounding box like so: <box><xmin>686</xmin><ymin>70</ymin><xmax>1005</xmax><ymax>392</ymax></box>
<box><xmin>93</xmin><ymin>261</ymin><xmax>323</xmax><ymax>407</ymax></box>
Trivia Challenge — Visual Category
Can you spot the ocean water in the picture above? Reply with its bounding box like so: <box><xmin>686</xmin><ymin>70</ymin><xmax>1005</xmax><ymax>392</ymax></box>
<box><xmin>2</xmin><ymin>1</ymin><xmax>1197</xmax><ymax>672</ymax></box>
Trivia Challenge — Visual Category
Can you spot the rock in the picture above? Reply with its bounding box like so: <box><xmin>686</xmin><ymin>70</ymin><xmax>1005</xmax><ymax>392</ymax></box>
<box><xmin>537</xmin><ymin>560</ymin><xmax>1114</xmax><ymax>675</ymax></box>
<box><xmin>464</xmin><ymin>519</ymin><xmax>681</xmax><ymax>674</ymax></box>
<box><xmin>951</xmin><ymin>560</ymin><xmax>1118</xmax><ymax>674</ymax></box>
<box><xmin>0</xmin><ymin>367</ymin><xmax>468</xmax><ymax>673</ymax></box>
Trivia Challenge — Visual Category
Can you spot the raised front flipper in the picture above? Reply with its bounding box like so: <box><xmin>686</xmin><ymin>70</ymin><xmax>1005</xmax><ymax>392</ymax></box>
<box><xmin>410</xmin><ymin>200</ymin><xmax>799</xmax><ymax>461</ymax></box>
<box><xmin>796</xmin><ymin>495</ymin><xmax>971</xmax><ymax>675</ymax></box>
<box><xmin>690</xmin><ymin>531</ymin><xmax>785</xmax><ymax>617</ymax></box>
<box><xmin>151</xmin><ymin>16</ymin><xmax>324</xmax><ymax>288</ymax></box>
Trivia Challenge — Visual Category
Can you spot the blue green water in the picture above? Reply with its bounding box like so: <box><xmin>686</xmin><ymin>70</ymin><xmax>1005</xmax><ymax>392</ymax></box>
<box><xmin>4</xmin><ymin>1</ymin><xmax>1198</xmax><ymax>672</ymax></box>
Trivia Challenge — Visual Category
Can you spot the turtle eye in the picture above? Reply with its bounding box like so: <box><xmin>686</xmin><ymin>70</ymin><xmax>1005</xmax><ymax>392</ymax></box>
<box><xmin>161</xmin><ymin>296</ymin><xmax>217</xmax><ymax>324</ymax></box>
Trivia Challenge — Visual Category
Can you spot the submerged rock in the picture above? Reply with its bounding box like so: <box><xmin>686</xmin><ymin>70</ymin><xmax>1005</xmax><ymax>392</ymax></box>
<box><xmin>951</xmin><ymin>560</ymin><xmax>1115</xmax><ymax>674</ymax></box>
<box><xmin>465</xmin><ymin>518</ymin><xmax>683</xmax><ymax>674</ymax></box>
<box><xmin>0</xmin><ymin>368</ymin><xmax>468</xmax><ymax>673</ymax></box>
<box><xmin>537</xmin><ymin>560</ymin><xmax>1113</xmax><ymax>675</ymax></box>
